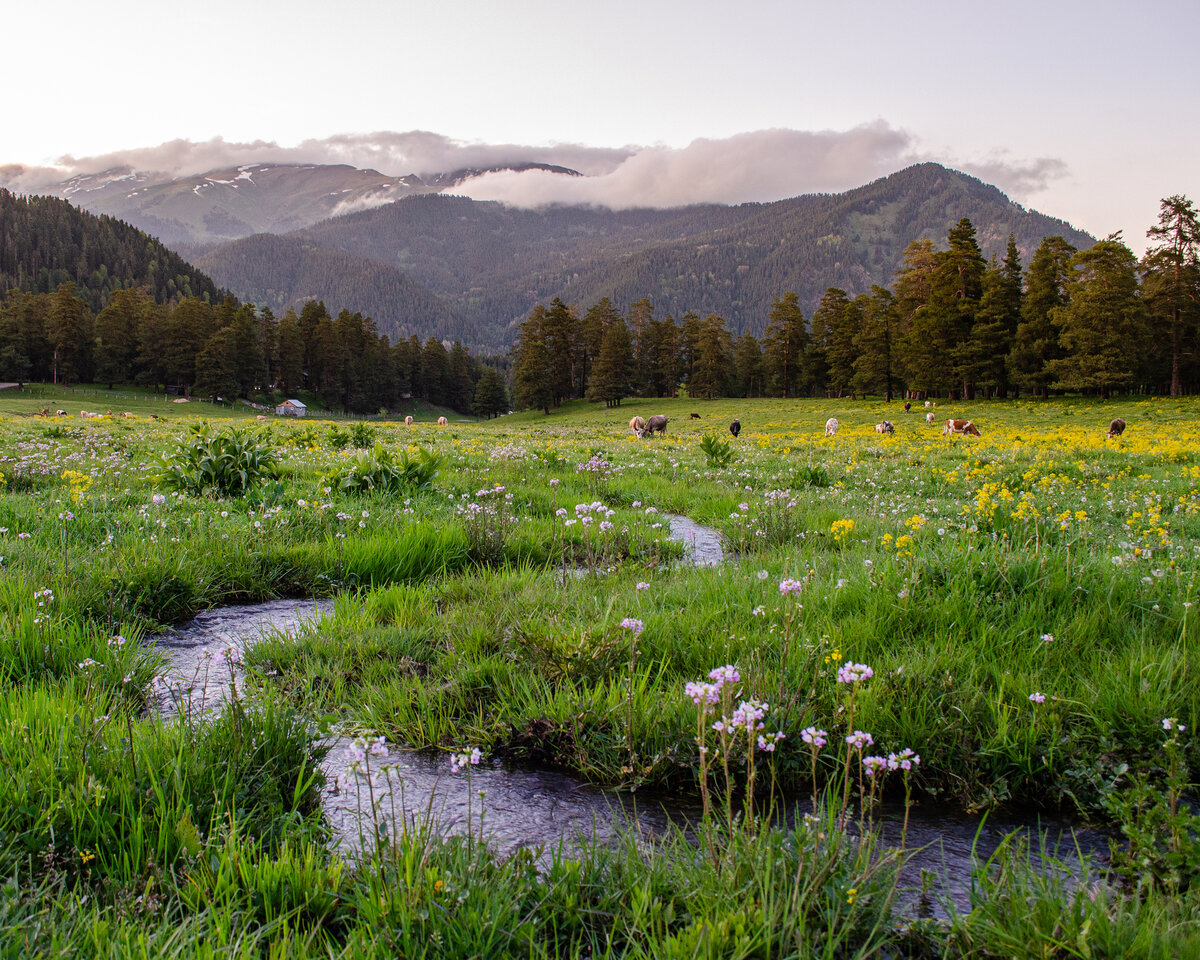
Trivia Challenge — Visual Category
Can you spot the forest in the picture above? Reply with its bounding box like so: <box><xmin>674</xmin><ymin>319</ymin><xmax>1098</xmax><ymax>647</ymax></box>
<box><xmin>0</xmin><ymin>189</ymin><xmax>508</xmax><ymax>417</ymax></box>
<box><xmin>512</xmin><ymin>198</ymin><xmax>1200</xmax><ymax>410</ymax></box>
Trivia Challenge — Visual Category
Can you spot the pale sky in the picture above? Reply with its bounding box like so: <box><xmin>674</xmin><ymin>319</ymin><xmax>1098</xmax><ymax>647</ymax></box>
<box><xmin>4</xmin><ymin>0</ymin><xmax>1198</xmax><ymax>253</ymax></box>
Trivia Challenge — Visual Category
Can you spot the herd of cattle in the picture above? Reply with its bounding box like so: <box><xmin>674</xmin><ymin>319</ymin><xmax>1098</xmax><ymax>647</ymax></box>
<box><xmin>629</xmin><ymin>410</ymin><xmax>1130</xmax><ymax>441</ymax></box>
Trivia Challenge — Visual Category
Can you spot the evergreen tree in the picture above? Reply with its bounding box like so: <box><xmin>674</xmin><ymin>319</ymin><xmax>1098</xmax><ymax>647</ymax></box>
<box><xmin>473</xmin><ymin>365</ymin><xmax>509</xmax><ymax>418</ymax></box>
<box><xmin>580</xmin><ymin>298</ymin><xmax>619</xmax><ymax>396</ymax></box>
<box><xmin>94</xmin><ymin>287</ymin><xmax>151</xmax><ymax>387</ymax></box>
<box><xmin>541</xmin><ymin>298</ymin><xmax>578</xmax><ymax>405</ymax></box>
<box><xmin>276</xmin><ymin>308</ymin><xmax>304</xmax><ymax>394</ymax></box>
<box><xmin>194</xmin><ymin>327</ymin><xmax>238</xmax><ymax>401</ymax></box>
<box><xmin>690</xmin><ymin>314</ymin><xmax>734</xmax><ymax>399</ymax></box>
<box><xmin>48</xmin><ymin>282</ymin><xmax>93</xmax><ymax>386</ymax></box>
<box><xmin>1010</xmin><ymin>236</ymin><xmax>1076</xmax><ymax>398</ymax></box>
<box><xmin>732</xmin><ymin>332</ymin><xmax>763</xmax><ymax>397</ymax></box>
<box><xmin>585</xmin><ymin>317</ymin><xmax>635</xmax><ymax>407</ymax></box>
<box><xmin>448</xmin><ymin>341</ymin><xmax>476</xmax><ymax>413</ymax></box>
<box><xmin>646</xmin><ymin>314</ymin><xmax>680</xmax><ymax>397</ymax></box>
<box><xmin>810</xmin><ymin>289</ymin><xmax>858</xmax><ymax>397</ymax></box>
<box><xmin>917</xmin><ymin>218</ymin><xmax>985</xmax><ymax>397</ymax></box>
<box><xmin>851</xmin><ymin>287</ymin><xmax>898</xmax><ymax>399</ymax></box>
<box><xmin>512</xmin><ymin>308</ymin><xmax>553</xmax><ymax>413</ymax></box>
<box><xmin>1048</xmin><ymin>234</ymin><xmax>1146</xmax><ymax>398</ymax></box>
<box><xmin>762</xmin><ymin>292</ymin><xmax>808</xmax><ymax>397</ymax></box>
<box><xmin>1141</xmin><ymin>195</ymin><xmax>1200</xmax><ymax>396</ymax></box>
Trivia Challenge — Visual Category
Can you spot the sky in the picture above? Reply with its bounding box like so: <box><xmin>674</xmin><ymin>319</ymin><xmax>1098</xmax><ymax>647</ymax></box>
<box><xmin>3</xmin><ymin>0</ymin><xmax>1198</xmax><ymax>253</ymax></box>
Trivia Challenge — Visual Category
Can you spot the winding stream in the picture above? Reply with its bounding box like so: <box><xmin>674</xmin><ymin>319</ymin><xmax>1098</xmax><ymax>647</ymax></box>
<box><xmin>148</xmin><ymin>516</ymin><xmax>1107</xmax><ymax>916</ymax></box>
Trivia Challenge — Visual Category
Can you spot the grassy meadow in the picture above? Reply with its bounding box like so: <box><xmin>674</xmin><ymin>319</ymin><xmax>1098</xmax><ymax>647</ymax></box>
<box><xmin>1</xmin><ymin>388</ymin><xmax>1198</xmax><ymax>957</ymax></box>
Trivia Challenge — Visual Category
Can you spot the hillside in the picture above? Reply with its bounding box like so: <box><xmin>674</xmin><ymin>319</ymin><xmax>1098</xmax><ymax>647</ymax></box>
<box><xmin>195</xmin><ymin>234</ymin><xmax>466</xmax><ymax>344</ymax></box>
<box><xmin>205</xmin><ymin>163</ymin><xmax>1094</xmax><ymax>352</ymax></box>
<box><xmin>0</xmin><ymin>188</ymin><xmax>224</xmax><ymax>311</ymax></box>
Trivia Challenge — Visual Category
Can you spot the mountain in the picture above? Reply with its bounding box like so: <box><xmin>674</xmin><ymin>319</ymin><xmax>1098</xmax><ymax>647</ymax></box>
<box><xmin>0</xmin><ymin>188</ymin><xmax>224</xmax><ymax>311</ymax></box>
<box><xmin>194</xmin><ymin>234</ymin><xmax>466</xmax><ymax>344</ymax></box>
<box><xmin>203</xmin><ymin>163</ymin><xmax>1094</xmax><ymax>351</ymax></box>
<box><xmin>20</xmin><ymin>161</ymin><xmax>585</xmax><ymax>249</ymax></box>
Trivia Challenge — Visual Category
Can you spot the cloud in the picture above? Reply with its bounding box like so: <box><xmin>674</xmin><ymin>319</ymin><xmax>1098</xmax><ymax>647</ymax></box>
<box><xmin>953</xmin><ymin>153</ymin><xmax>1069</xmax><ymax>199</ymax></box>
<box><xmin>456</xmin><ymin>124</ymin><xmax>919</xmax><ymax>208</ymax></box>
<box><xmin>1</xmin><ymin>128</ymin><xmax>1069</xmax><ymax>211</ymax></box>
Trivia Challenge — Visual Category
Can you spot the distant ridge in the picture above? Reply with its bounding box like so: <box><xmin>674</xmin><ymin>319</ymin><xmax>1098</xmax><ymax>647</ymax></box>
<box><xmin>199</xmin><ymin>163</ymin><xmax>1093</xmax><ymax>352</ymax></box>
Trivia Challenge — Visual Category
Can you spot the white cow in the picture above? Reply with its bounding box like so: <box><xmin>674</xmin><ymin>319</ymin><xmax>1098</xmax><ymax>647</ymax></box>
<box><xmin>926</xmin><ymin>412</ymin><xmax>936</xmax><ymax>425</ymax></box>
<box><xmin>404</xmin><ymin>415</ymin><xmax>414</xmax><ymax>426</ymax></box>
<box><xmin>825</xmin><ymin>418</ymin><xmax>839</xmax><ymax>436</ymax></box>
<box><xmin>436</xmin><ymin>416</ymin><xmax>448</xmax><ymax>426</ymax></box>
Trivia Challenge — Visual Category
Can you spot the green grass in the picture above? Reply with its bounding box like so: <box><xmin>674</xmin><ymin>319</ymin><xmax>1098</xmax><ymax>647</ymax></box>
<box><xmin>2</xmin><ymin>393</ymin><xmax>1198</xmax><ymax>955</ymax></box>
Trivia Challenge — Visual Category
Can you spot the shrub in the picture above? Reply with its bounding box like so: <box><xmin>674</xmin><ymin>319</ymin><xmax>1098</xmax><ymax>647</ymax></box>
<box><xmin>327</xmin><ymin>444</ymin><xmax>442</xmax><ymax>495</ymax></box>
<box><xmin>159</xmin><ymin>426</ymin><xmax>279</xmax><ymax>498</ymax></box>
<box><xmin>699</xmin><ymin>434</ymin><xmax>735</xmax><ymax>468</ymax></box>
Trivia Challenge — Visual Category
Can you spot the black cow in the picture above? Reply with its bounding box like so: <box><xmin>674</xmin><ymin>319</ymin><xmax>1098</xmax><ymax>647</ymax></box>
<box><xmin>729</xmin><ymin>419</ymin><xmax>741</xmax><ymax>438</ymax></box>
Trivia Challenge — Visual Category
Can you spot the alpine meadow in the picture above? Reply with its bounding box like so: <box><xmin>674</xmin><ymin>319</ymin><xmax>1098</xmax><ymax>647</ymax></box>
<box><xmin>2</xmin><ymin>136</ymin><xmax>1200</xmax><ymax>957</ymax></box>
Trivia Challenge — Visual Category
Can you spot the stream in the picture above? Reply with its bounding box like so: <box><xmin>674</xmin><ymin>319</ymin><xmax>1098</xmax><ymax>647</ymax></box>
<box><xmin>148</xmin><ymin>515</ymin><xmax>1109</xmax><ymax>916</ymax></box>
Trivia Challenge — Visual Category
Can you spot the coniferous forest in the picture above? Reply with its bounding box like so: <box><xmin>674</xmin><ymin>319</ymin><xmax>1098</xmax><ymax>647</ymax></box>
<box><xmin>512</xmin><ymin>198</ymin><xmax>1200</xmax><ymax>410</ymax></box>
<box><xmin>0</xmin><ymin>189</ymin><xmax>508</xmax><ymax>417</ymax></box>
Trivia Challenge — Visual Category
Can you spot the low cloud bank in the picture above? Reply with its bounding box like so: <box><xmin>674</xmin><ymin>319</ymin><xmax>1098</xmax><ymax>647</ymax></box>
<box><xmin>0</xmin><ymin>126</ymin><xmax>1067</xmax><ymax>208</ymax></box>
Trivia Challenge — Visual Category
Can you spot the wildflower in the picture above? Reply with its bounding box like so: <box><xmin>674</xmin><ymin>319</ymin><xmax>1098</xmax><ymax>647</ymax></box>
<box><xmin>778</xmin><ymin>578</ymin><xmax>803</xmax><ymax>595</ymax></box>
<box><xmin>757</xmin><ymin>731</ymin><xmax>785</xmax><ymax>752</ymax></box>
<box><xmin>109</xmin><ymin>635</ymin><xmax>126</xmax><ymax>647</ymax></box>
<box><xmin>862</xmin><ymin>755</ymin><xmax>888</xmax><ymax>776</ymax></box>
<box><xmin>1029</xmin><ymin>692</ymin><xmax>1047</xmax><ymax>704</ymax></box>
<box><xmin>620</xmin><ymin>617</ymin><xmax>644</xmax><ymax>635</ymax></box>
<box><xmin>1163</xmin><ymin>717</ymin><xmax>1186</xmax><ymax>732</ymax></box>
<box><xmin>757</xmin><ymin>570</ymin><xmax>769</xmax><ymax>581</ymax></box>
<box><xmin>751</xmin><ymin>604</ymin><xmax>766</xmax><ymax>617</ymax></box>
<box><xmin>708</xmin><ymin>664</ymin><xmax>740</xmax><ymax>684</ymax></box>
<box><xmin>846</xmin><ymin>888</ymin><xmax>857</xmax><ymax>905</ymax></box>
<box><xmin>800</xmin><ymin>727</ymin><xmax>827</xmax><ymax>747</ymax></box>
<box><xmin>550</xmin><ymin>478</ymin><xmax>560</xmax><ymax>486</ymax></box>
<box><xmin>448</xmin><ymin>748</ymin><xmax>480</xmax><ymax>772</ymax></box>
<box><xmin>151</xmin><ymin>493</ymin><xmax>166</xmax><ymax>505</ymax></box>
<box><xmin>685</xmin><ymin>680</ymin><xmax>722</xmax><ymax>706</ymax></box>
<box><xmin>887</xmin><ymin>748</ymin><xmax>921</xmax><ymax>771</ymax></box>
<box><xmin>1040</xmin><ymin>633</ymin><xmax>1055</xmax><ymax>643</ymax></box>
<box><xmin>635</xmin><ymin>581</ymin><xmax>650</xmax><ymax>591</ymax></box>
<box><xmin>731</xmin><ymin>699</ymin><xmax>768</xmax><ymax>732</ymax></box>
<box><xmin>837</xmin><ymin>662</ymin><xmax>874</xmax><ymax>685</ymax></box>
<box><xmin>78</xmin><ymin>658</ymin><xmax>101</xmax><ymax>669</ymax></box>
<box><xmin>844</xmin><ymin>730</ymin><xmax>874</xmax><ymax>749</ymax></box>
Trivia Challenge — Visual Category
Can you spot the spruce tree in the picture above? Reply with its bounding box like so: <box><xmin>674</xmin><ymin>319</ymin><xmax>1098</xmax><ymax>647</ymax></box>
<box><xmin>473</xmin><ymin>365</ymin><xmax>509</xmax><ymax>418</ymax></box>
<box><xmin>1142</xmin><ymin>195</ymin><xmax>1200</xmax><ymax>396</ymax></box>
<box><xmin>763</xmin><ymin>292</ymin><xmax>808</xmax><ymax>397</ymax></box>
<box><xmin>1010</xmin><ymin>236</ymin><xmax>1075</xmax><ymax>398</ymax></box>
<box><xmin>586</xmin><ymin>317</ymin><xmax>635</xmax><ymax>407</ymax></box>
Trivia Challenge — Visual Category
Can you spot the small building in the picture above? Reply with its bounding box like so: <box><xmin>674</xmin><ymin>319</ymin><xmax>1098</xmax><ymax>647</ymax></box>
<box><xmin>276</xmin><ymin>399</ymin><xmax>307</xmax><ymax>417</ymax></box>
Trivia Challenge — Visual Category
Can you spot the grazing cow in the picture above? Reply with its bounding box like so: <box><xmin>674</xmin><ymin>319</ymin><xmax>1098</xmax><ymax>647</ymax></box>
<box><xmin>80</xmin><ymin>410</ymin><xmax>100</xmax><ymax>419</ymax></box>
<box><xmin>690</xmin><ymin>412</ymin><xmax>701</xmax><ymax>419</ymax></box>
<box><xmin>56</xmin><ymin>410</ymin><xmax>67</xmax><ymax>417</ymax></box>
<box><xmin>904</xmin><ymin>401</ymin><xmax>911</xmax><ymax>413</ymax></box>
<box><xmin>924</xmin><ymin>400</ymin><xmax>931</xmax><ymax>408</ymax></box>
<box><xmin>943</xmin><ymin>418</ymin><xmax>981</xmax><ymax>438</ymax></box>
<box><xmin>729</xmin><ymin>419</ymin><xmax>741</xmax><ymax>438</ymax></box>
<box><xmin>926</xmin><ymin>412</ymin><xmax>936</xmax><ymax>425</ymax></box>
<box><xmin>645</xmin><ymin>414</ymin><xmax>669</xmax><ymax>436</ymax></box>
<box><xmin>825</xmin><ymin>418</ymin><xmax>839</xmax><ymax>436</ymax></box>
<box><xmin>405</xmin><ymin>415</ymin><xmax>414</xmax><ymax>426</ymax></box>
<box><xmin>436</xmin><ymin>416</ymin><xmax>448</xmax><ymax>426</ymax></box>
<box><xmin>875</xmin><ymin>421</ymin><xmax>894</xmax><ymax>435</ymax></box>
<box><xmin>1107</xmin><ymin>417</ymin><xmax>1126</xmax><ymax>439</ymax></box>
<box><xmin>630</xmin><ymin>416</ymin><xmax>646</xmax><ymax>438</ymax></box>
<box><xmin>120</xmin><ymin>412</ymin><xmax>133</xmax><ymax>418</ymax></box>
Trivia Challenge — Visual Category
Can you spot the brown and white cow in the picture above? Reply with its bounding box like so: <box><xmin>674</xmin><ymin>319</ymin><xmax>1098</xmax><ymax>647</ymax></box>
<box><xmin>943</xmin><ymin>418</ymin><xmax>981</xmax><ymax>438</ymax></box>
<box><xmin>436</xmin><ymin>416</ymin><xmax>448</xmax><ymax>426</ymax></box>
<box><xmin>926</xmin><ymin>412</ymin><xmax>936</xmax><ymax>425</ymax></box>
<box><xmin>825</xmin><ymin>417</ymin><xmax>839</xmax><ymax>436</ymax></box>
<box><xmin>405</xmin><ymin>415</ymin><xmax>414</xmax><ymax>426</ymax></box>
<box><xmin>630</xmin><ymin>416</ymin><xmax>646</xmax><ymax>437</ymax></box>
<box><xmin>875</xmin><ymin>420</ymin><xmax>894</xmax><ymax>435</ymax></box>
<box><xmin>1107</xmin><ymin>418</ymin><xmax>1126</xmax><ymax>439</ymax></box>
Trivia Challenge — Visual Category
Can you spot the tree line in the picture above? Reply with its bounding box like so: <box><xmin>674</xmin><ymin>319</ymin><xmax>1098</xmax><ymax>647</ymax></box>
<box><xmin>0</xmin><ymin>287</ymin><xmax>509</xmax><ymax>417</ymax></box>
<box><xmin>511</xmin><ymin>197</ymin><xmax>1200</xmax><ymax>407</ymax></box>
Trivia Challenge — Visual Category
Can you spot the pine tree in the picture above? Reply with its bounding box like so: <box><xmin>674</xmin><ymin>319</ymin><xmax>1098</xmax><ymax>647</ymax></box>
<box><xmin>512</xmin><ymin>308</ymin><xmax>553</xmax><ymax>413</ymax></box>
<box><xmin>851</xmin><ymin>287</ymin><xmax>898</xmax><ymax>400</ymax></box>
<box><xmin>94</xmin><ymin>288</ymin><xmax>152</xmax><ymax>387</ymax></box>
<box><xmin>763</xmin><ymin>292</ymin><xmax>808</xmax><ymax>397</ymax></box>
<box><xmin>1142</xmin><ymin>195</ymin><xmax>1200</xmax><ymax>396</ymax></box>
<box><xmin>811</xmin><ymin>289</ymin><xmax>858</xmax><ymax>397</ymax></box>
<box><xmin>585</xmin><ymin>317</ymin><xmax>635</xmax><ymax>407</ymax></box>
<box><xmin>48</xmin><ymin>282</ymin><xmax>94</xmax><ymax>386</ymax></box>
<box><xmin>473</xmin><ymin>365</ymin><xmax>509</xmax><ymax>418</ymax></box>
<box><xmin>1048</xmin><ymin>234</ymin><xmax>1146</xmax><ymax>398</ymax></box>
<box><xmin>732</xmin><ymin>332</ymin><xmax>763</xmax><ymax>397</ymax></box>
<box><xmin>690</xmin><ymin>314</ymin><xmax>734</xmax><ymax>399</ymax></box>
<box><xmin>1010</xmin><ymin>236</ymin><xmax>1075</xmax><ymax>398</ymax></box>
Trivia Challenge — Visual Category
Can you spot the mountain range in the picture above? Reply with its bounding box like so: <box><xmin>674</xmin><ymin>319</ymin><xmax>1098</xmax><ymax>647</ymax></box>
<box><xmin>10</xmin><ymin>159</ymin><xmax>1096</xmax><ymax>353</ymax></box>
